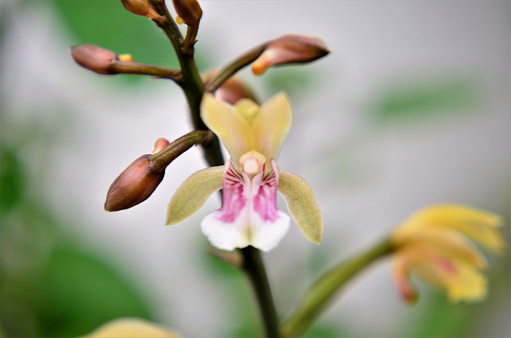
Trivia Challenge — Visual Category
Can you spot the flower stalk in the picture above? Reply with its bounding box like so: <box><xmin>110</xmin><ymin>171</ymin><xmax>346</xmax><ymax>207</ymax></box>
<box><xmin>281</xmin><ymin>239</ymin><xmax>394</xmax><ymax>337</ymax></box>
<box><xmin>70</xmin><ymin>44</ymin><xmax>182</xmax><ymax>81</ymax></box>
<box><xmin>147</xmin><ymin>0</ymin><xmax>224</xmax><ymax>167</ymax></box>
<box><xmin>241</xmin><ymin>246</ymin><xmax>280</xmax><ymax>337</ymax></box>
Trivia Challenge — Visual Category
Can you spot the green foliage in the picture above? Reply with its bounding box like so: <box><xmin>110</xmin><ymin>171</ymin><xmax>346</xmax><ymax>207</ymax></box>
<box><xmin>0</xmin><ymin>148</ymin><xmax>25</xmax><ymax>215</ymax></box>
<box><xmin>305</xmin><ymin>323</ymin><xmax>346</xmax><ymax>337</ymax></box>
<box><xmin>199</xmin><ymin>241</ymin><xmax>262</xmax><ymax>337</ymax></box>
<box><xmin>53</xmin><ymin>0</ymin><xmax>179</xmax><ymax>83</ymax></box>
<box><xmin>36</xmin><ymin>244</ymin><xmax>153</xmax><ymax>338</ymax></box>
<box><xmin>0</xmin><ymin>140</ymin><xmax>155</xmax><ymax>338</ymax></box>
<box><xmin>406</xmin><ymin>293</ymin><xmax>477</xmax><ymax>338</ymax></box>
<box><xmin>263</xmin><ymin>68</ymin><xmax>317</xmax><ymax>97</ymax></box>
<box><xmin>371</xmin><ymin>76</ymin><xmax>479</xmax><ymax>122</ymax></box>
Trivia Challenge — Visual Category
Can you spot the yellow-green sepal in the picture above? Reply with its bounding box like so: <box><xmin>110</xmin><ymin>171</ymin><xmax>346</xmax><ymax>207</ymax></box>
<box><xmin>166</xmin><ymin>166</ymin><xmax>224</xmax><ymax>225</ymax></box>
<box><xmin>278</xmin><ymin>169</ymin><xmax>322</xmax><ymax>244</ymax></box>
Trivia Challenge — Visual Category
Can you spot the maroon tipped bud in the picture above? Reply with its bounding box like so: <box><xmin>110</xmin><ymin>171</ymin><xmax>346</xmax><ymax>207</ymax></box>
<box><xmin>105</xmin><ymin>132</ymin><xmax>209</xmax><ymax>212</ymax></box>
<box><xmin>172</xmin><ymin>0</ymin><xmax>202</xmax><ymax>26</ymax></box>
<box><xmin>203</xmin><ymin>72</ymin><xmax>257</xmax><ymax>105</ymax></box>
<box><xmin>70</xmin><ymin>44</ymin><xmax>118</xmax><ymax>75</ymax></box>
<box><xmin>152</xmin><ymin>138</ymin><xmax>170</xmax><ymax>154</ymax></box>
<box><xmin>105</xmin><ymin>138</ymin><xmax>171</xmax><ymax>212</ymax></box>
<box><xmin>215</xmin><ymin>76</ymin><xmax>257</xmax><ymax>105</ymax></box>
<box><xmin>104</xmin><ymin>154</ymin><xmax>165</xmax><ymax>212</ymax></box>
<box><xmin>120</xmin><ymin>0</ymin><xmax>160</xmax><ymax>20</ymax></box>
<box><xmin>252</xmin><ymin>34</ymin><xmax>330</xmax><ymax>75</ymax></box>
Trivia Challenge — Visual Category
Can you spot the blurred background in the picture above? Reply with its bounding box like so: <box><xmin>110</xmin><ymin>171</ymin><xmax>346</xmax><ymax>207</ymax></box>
<box><xmin>1</xmin><ymin>0</ymin><xmax>509</xmax><ymax>337</ymax></box>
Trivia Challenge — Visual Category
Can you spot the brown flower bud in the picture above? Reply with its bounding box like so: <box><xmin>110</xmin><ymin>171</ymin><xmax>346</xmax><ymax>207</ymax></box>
<box><xmin>251</xmin><ymin>34</ymin><xmax>330</xmax><ymax>75</ymax></box>
<box><xmin>70</xmin><ymin>44</ymin><xmax>118</xmax><ymax>75</ymax></box>
<box><xmin>172</xmin><ymin>0</ymin><xmax>202</xmax><ymax>26</ymax></box>
<box><xmin>203</xmin><ymin>71</ymin><xmax>257</xmax><ymax>105</ymax></box>
<box><xmin>215</xmin><ymin>76</ymin><xmax>258</xmax><ymax>105</ymax></box>
<box><xmin>105</xmin><ymin>138</ymin><xmax>170</xmax><ymax>211</ymax></box>
<box><xmin>105</xmin><ymin>132</ymin><xmax>210</xmax><ymax>212</ymax></box>
<box><xmin>120</xmin><ymin>0</ymin><xmax>160</xmax><ymax>20</ymax></box>
<box><xmin>104</xmin><ymin>156</ymin><xmax>165</xmax><ymax>212</ymax></box>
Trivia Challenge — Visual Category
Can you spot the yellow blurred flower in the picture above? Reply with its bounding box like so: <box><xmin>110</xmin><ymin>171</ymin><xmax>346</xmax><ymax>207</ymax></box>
<box><xmin>84</xmin><ymin>318</ymin><xmax>180</xmax><ymax>338</ymax></box>
<box><xmin>390</xmin><ymin>204</ymin><xmax>505</xmax><ymax>303</ymax></box>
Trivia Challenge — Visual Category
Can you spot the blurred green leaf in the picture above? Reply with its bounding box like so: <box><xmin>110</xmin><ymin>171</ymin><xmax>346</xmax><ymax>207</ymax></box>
<box><xmin>202</xmin><ymin>252</ymin><xmax>241</xmax><ymax>278</ymax></box>
<box><xmin>305</xmin><ymin>323</ymin><xmax>346</xmax><ymax>337</ymax></box>
<box><xmin>198</xmin><ymin>241</ymin><xmax>262</xmax><ymax>337</ymax></box>
<box><xmin>0</xmin><ymin>147</ymin><xmax>25</xmax><ymax>215</ymax></box>
<box><xmin>36</xmin><ymin>244</ymin><xmax>154</xmax><ymax>338</ymax></box>
<box><xmin>371</xmin><ymin>76</ymin><xmax>479</xmax><ymax>122</ymax></box>
<box><xmin>306</xmin><ymin>244</ymin><xmax>336</xmax><ymax>277</ymax></box>
<box><xmin>262</xmin><ymin>68</ymin><xmax>316</xmax><ymax>96</ymax></box>
<box><xmin>53</xmin><ymin>0</ymin><xmax>179</xmax><ymax>84</ymax></box>
<box><xmin>406</xmin><ymin>292</ymin><xmax>477</xmax><ymax>338</ymax></box>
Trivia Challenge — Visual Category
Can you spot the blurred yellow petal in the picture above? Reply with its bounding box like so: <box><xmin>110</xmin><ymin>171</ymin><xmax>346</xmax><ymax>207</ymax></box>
<box><xmin>252</xmin><ymin>92</ymin><xmax>293</xmax><ymax>162</ymax></box>
<box><xmin>167</xmin><ymin>166</ymin><xmax>224</xmax><ymax>225</ymax></box>
<box><xmin>201</xmin><ymin>93</ymin><xmax>252</xmax><ymax>167</ymax></box>
<box><xmin>278</xmin><ymin>168</ymin><xmax>322</xmax><ymax>244</ymax></box>
<box><xmin>397</xmin><ymin>204</ymin><xmax>505</xmax><ymax>253</ymax></box>
<box><xmin>85</xmin><ymin>318</ymin><xmax>180</xmax><ymax>338</ymax></box>
<box><xmin>415</xmin><ymin>256</ymin><xmax>487</xmax><ymax>303</ymax></box>
<box><xmin>390</xmin><ymin>204</ymin><xmax>505</xmax><ymax>304</ymax></box>
<box><xmin>397</xmin><ymin>227</ymin><xmax>487</xmax><ymax>269</ymax></box>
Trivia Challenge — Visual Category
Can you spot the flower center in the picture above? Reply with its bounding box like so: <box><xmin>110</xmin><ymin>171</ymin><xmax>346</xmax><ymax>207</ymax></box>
<box><xmin>240</xmin><ymin>150</ymin><xmax>266</xmax><ymax>176</ymax></box>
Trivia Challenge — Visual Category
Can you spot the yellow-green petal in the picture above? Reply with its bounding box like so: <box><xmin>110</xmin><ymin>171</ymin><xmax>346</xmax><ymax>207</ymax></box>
<box><xmin>166</xmin><ymin>166</ymin><xmax>224</xmax><ymax>225</ymax></box>
<box><xmin>201</xmin><ymin>93</ymin><xmax>252</xmax><ymax>166</ymax></box>
<box><xmin>278</xmin><ymin>169</ymin><xmax>322</xmax><ymax>244</ymax></box>
<box><xmin>253</xmin><ymin>92</ymin><xmax>292</xmax><ymax>161</ymax></box>
<box><xmin>84</xmin><ymin>318</ymin><xmax>180</xmax><ymax>338</ymax></box>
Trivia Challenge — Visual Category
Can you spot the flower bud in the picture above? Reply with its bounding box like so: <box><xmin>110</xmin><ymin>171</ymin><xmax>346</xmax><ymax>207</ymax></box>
<box><xmin>120</xmin><ymin>0</ymin><xmax>160</xmax><ymax>20</ymax></box>
<box><xmin>105</xmin><ymin>138</ymin><xmax>170</xmax><ymax>212</ymax></box>
<box><xmin>215</xmin><ymin>76</ymin><xmax>257</xmax><ymax>105</ymax></box>
<box><xmin>251</xmin><ymin>34</ymin><xmax>330</xmax><ymax>75</ymax></box>
<box><xmin>203</xmin><ymin>71</ymin><xmax>257</xmax><ymax>105</ymax></box>
<box><xmin>104</xmin><ymin>154</ymin><xmax>165</xmax><ymax>212</ymax></box>
<box><xmin>172</xmin><ymin>0</ymin><xmax>202</xmax><ymax>26</ymax></box>
<box><xmin>70</xmin><ymin>44</ymin><xmax>118</xmax><ymax>75</ymax></box>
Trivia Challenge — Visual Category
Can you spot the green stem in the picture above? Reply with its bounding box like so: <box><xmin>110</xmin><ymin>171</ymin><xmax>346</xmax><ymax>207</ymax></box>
<box><xmin>205</xmin><ymin>43</ymin><xmax>267</xmax><ymax>93</ymax></box>
<box><xmin>241</xmin><ymin>246</ymin><xmax>281</xmax><ymax>337</ymax></box>
<box><xmin>149</xmin><ymin>0</ymin><xmax>224</xmax><ymax>167</ymax></box>
<box><xmin>281</xmin><ymin>238</ymin><xmax>394</xmax><ymax>337</ymax></box>
<box><xmin>149</xmin><ymin>130</ymin><xmax>212</xmax><ymax>171</ymax></box>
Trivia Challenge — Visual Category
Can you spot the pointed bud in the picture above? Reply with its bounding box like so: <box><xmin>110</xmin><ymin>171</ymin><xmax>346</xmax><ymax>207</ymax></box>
<box><xmin>120</xmin><ymin>0</ymin><xmax>160</xmax><ymax>20</ymax></box>
<box><xmin>105</xmin><ymin>132</ymin><xmax>210</xmax><ymax>211</ymax></box>
<box><xmin>105</xmin><ymin>138</ymin><xmax>170</xmax><ymax>212</ymax></box>
<box><xmin>70</xmin><ymin>44</ymin><xmax>118</xmax><ymax>75</ymax></box>
<box><xmin>104</xmin><ymin>154</ymin><xmax>164</xmax><ymax>212</ymax></box>
<box><xmin>172</xmin><ymin>0</ymin><xmax>202</xmax><ymax>26</ymax></box>
<box><xmin>252</xmin><ymin>34</ymin><xmax>330</xmax><ymax>75</ymax></box>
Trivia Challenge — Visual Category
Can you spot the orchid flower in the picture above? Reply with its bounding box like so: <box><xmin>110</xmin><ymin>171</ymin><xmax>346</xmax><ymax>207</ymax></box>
<box><xmin>391</xmin><ymin>204</ymin><xmax>505</xmax><ymax>303</ymax></box>
<box><xmin>166</xmin><ymin>93</ymin><xmax>322</xmax><ymax>252</ymax></box>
